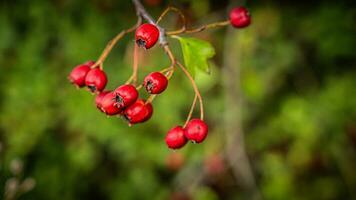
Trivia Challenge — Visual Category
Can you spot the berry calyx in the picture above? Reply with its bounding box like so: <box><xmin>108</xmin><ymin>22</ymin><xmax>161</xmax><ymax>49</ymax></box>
<box><xmin>165</xmin><ymin>126</ymin><xmax>187</xmax><ymax>149</ymax></box>
<box><xmin>229</xmin><ymin>7</ymin><xmax>251</xmax><ymax>28</ymax></box>
<box><xmin>85</xmin><ymin>68</ymin><xmax>108</xmax><ymax>93</ymax></box>
<box><xmin>113</xmin><ymin>84</ymin><xmax>139</xmax><ymax>109</ymax></box>
<box><xmin>135</xmin><ymin>23</ymin><xmax>160</xmax><ymax>49</ymax></box>
<box><xmin>184</xmin><ymin>119</ymin><xmax>208</xmax><ymax>143</ymax></box>
<box><xmin>123</xmin><ymin>99</ymin><xmax>153</xmax><ymax>124</ymax></box>
<box><xmin>68</xmin><ymin>61</ymin><xmax>94</xmax><ymax>88</ymax></box>
<box><xmin>100</xmin><ymin>92</ymin><xmax>122</xmax><ymax>116</ymax></box>
<box><xmin>95</xmin><ymin>90</ymin><xmax>111</xmax><ymax>112</ymax></box>
<box><xmin>143</xmin><ymin>72</ymin><xmax>168</xmax><ymax>94</ymax></box>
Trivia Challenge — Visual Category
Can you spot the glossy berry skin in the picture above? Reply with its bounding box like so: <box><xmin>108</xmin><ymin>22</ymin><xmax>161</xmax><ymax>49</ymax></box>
<box><xmin>135</xmin><ymin>23</ymin><xmax>160</xmax><ymax>49</ymax></box>
<box><xmin>165</xmin><ymin>126</ymin><xmax>187</xmax><ymax>149</ymax></box>
<box><xmin>123</xmin><ymin>99</ymin><xmax>153</xmax><ymax>124</ymax></box>
<box><xmin>85</xmin><ymin>68</ymin><xmax>107</xmax><ymax>93</ymax></box>
<box><xmin>68</xmin><ymin>61</ymin><xmax>94</xmax><ymax>87</ymax></box>
<box><xmin>114</xmin><ymin>84</ymin><xmax>139</xmax><ymax>109</ymax></box>
<box><xmin>229</xmin><ymin>7</ymin><xmax>251</xmax><ymax>28</ymax></box>
<box><xmin>184</xmin><ymin>119</ymin><xmax>208</xmax><ymax>143</ymax></box>
<box><xmin>143</xmin><ymin>72</ymin><xmax>168</xmax><ymax>94</ymax></box>
<box><xmin>95</xmin><ymin>90</ymin><xmax>111</xmax><ymax>112</ymax></box>
<box><xmin>100</xmin><ymin>92</ymin><xmax>122</xmax><ymax>115</ymax></box>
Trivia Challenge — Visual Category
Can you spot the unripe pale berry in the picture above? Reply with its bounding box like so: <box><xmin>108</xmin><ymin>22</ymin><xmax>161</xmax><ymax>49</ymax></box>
<box><xmin>229</xmin><ymin>7</ymin><xmax>251</xmax><ymax>28</ymax></box>
<box><xmin>143</xmin><ymin>72</ymin><xmax>168</xmax><ymax>94</ymax></box>
<box><xmin>100</xmin><ymin>92</ymin><xmax>122</xmax><ymax>116</ymax></box>
<box><xmin>184</xmin><ymin>119</ymin><xmax>208</xmax><ymax>143</ymax></box>
<box><xmin>165</xmin><ymin>126</ymin><xmax>187</xmax><ymax>149</ymax></box>
<box><xmin>165</xmin><ymin>152</ymin><xmax>185</xmax><ymax>171</ymax></box>
<box><xmin>135</xmin><ymin>23</ymin><xmax>160</xmax><ymax>49</ymax></box>
<box><xmin>113</xmin><ymin>84</ymin><xmax>139</xmax><ymax>109</ymax></box>
<box><xmin>123</xmin><ymin>99</ymin><xmax>153</xmax><ymax>124</ymax></box>
<box><xmin>95</xmin><ymin>90</ymin><xmax>111</xmax><ymax>112</ymax></box>
<box><xmin>85</xmin><ymin>68</ymin><xmax>108</xmax><ymax>93</ymax></box>
<box><xmin>68</xmin><ymin>61</ymin><xmax>94</xmax><ymax>88</ymax></box>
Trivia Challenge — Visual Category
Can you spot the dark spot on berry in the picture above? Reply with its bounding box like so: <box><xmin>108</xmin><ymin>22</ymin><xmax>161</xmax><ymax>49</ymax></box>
<box><xmin>136</xmin><ymin>39</ymin><xmax>146</xmax><ymax>48</ymax></box>
<box><xmin>88</xmin><ymin>85</ymin><xmax>96</xmax><ymax>92</ymax></box>
<box><xmin>145</xmin><ymin>80</ymin><xmax>153</xmax><ymax>92</ymax></box>
<box><xmin>114</xmin><ymin>94</ymin><xmax>124</xmax><ymax>107</ymax></box>
<box><xmin>123</xmin><ymin>114</ymin><xmax>131</xmax><ymax>123</ymax></box>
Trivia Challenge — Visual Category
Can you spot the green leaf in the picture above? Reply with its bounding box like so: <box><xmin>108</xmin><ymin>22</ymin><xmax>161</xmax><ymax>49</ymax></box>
<box><xmin>173</xmin><ymin>36</ymin><xmax>215</xmax><ymax>78</ymax></box>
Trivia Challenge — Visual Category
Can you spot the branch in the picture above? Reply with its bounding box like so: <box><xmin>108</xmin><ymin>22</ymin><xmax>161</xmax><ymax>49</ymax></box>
<box><xmin>167</xmin><ymin>20</ymin><xmax>230</xmax><ymax>35</ymax></box>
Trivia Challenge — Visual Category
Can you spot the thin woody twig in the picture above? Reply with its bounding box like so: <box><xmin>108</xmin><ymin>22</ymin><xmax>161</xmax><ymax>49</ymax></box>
<box><xmin>167</xmin><ymin>20</ymin><xmax>230</xmax><ymax>35</ymax></box>
<box><xmin>157</xmin><ymin>6</ymin><xmax>186</xmax><ymax>34</ymax></box>
<box><xmin>184</xmin><ymin>94</ymin><xmax>198</xmax><ymax>127</ymax></box>
<box><xmin>176</xmin><ymin>61</ymin><xmax>204</xmax><ymax>120</ymax></box>
<box><xmin>91</xmin><ymin>19</ymin><xmax>142</xmax><ymax>69</ymax></box>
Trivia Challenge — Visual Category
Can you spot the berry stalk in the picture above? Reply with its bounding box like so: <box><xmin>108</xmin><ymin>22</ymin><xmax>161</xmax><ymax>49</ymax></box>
<box><xmin>177</xmin><ymin>61</ymin><xmax>204</xmax><ymax>121</ymax></box>
<box><xmin>91</xmin><ymin>20</ymin><xmax>141</xmax><ymax>70</ymax></box>
<box><xmin>167</xmin><ymin>20</ymin><xmax>230</xmax><ymax>35</ymax></box>
<box><xmin>184</xmin><ymin>94</ymin><xmax>198</xmax><ymax>128</ymax></box>
<box><xmin>125</xmin><ymin>43</ymin><xmax>140</xmax><ymax>85</ymax></box>
<box><xmin>157</xmin><ymin>6</ymin><xmax>186</xmax><ymax>34</ymax></box>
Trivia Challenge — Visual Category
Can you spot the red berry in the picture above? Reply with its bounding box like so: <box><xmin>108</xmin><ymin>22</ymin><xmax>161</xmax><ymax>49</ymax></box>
<box><xmin>95</xmin><ymin>90</ymin><xmax>111</xmax><ymax>112</ymax></box>
<box><xmin>85</xmin><ymin>68</ymin><xmax>107</xmax><ymax>93</ymax></box>
<box><xmin>135</xmin><ymin>23</ymin><xmax>160</xmax><ymax>49</ymax></box>
<box><xmin>100</xmin><ymin>92</ymin><xmax>122</xmax><ymax>115</ymax></box>
<box><xmin>68</xmin><ymin>61</ymin><xmax>94</xmax><ymax>87</ymax></box>
<box><xmin>113</xmin><ymin>84</ymin><xmax>139</xmax><ymax>109</ymax></box>
<box><xmin>229</xmin><ymin>7</ymin><xmax>251</xmax><ymax>28</ymax></box>
<box><xmin>123</xmin><ymin>99</ymin><xmax>153</xmax><ymax>124</ymax></box>
<box><xmin>184</xmin><ymin>119</ymin><xmax>208</xmax><ymax>143</ymax></box>
<box><xmin>143</xmin><ymin>72</ymin><xmax>168</xmax><ymax>94</ymax></box>
<box><xmin>165</xmin><ymin>126</ymin><xmax>187</xmax><ymax>149</ymax></box>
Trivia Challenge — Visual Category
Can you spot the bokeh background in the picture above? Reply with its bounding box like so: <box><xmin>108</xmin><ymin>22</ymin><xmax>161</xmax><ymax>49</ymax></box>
<box><xmin>1</xmin><ymin>0</ymin><xmax>356</xmax><ymax>199</ymax></box>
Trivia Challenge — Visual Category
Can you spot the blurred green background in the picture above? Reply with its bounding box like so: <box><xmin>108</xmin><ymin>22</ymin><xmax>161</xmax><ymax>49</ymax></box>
<box><xmin>1</xmin><ymin>0</ymin><xmax>356</xmax><ymax>199</ymax></box>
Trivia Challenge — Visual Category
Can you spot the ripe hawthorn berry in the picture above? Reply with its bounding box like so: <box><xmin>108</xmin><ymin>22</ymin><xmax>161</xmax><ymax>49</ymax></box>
<box><xmin>184</xmin><ymin>119</ymin><xmax>208</xmax><ymax>143</ymax></box>
<box><xmin>85</xmin><ymin>68</ymin><xmax>107</xmax><ymax>93</ymax></box>
<box><xmin>114</xmin><ymin>84</ymin><xmax>139</xmax><ymax>109</ymax></box>
<box><xmin>68</xmin><ymin>61</ymin><xmax>94</xmax><ymax>88</ymax></box>
<box><xmin>229</xmin><ymin>7</ymin><xmax>251</xmax><ymax>28</ymax></box>
<box><xmin>100</xmin><ymin>92</ymin><xmax>122</xmax><ymax>116</ymax></box>
<box><xmin>165</xmin><ymin>126</ymin><xmax>187</xmax><ymax>149</ymax></box>
<box><xmin>135</xmin><ymin>23</ymin><xmax>160</xmax><ymax>49</ymax></box>
<box><xmin>143</xmin><ymin>72</ymin><xmax>168</xmax><ymax>94</ymax></box>
<box><xmin>95</xmin><ymin>90</ymin><xmax>111</xmax><ymax>112</ymax></box>
<box><xmin>123</xmin><ymin>99</ymin><xmax>153</xmax><ymax>124</ymax></box>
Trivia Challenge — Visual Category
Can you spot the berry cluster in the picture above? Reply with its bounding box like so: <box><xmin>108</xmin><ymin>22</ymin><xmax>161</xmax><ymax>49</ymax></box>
<box><xmin>68</xmin><ymin>4</ymin><xmax>251</xmax><ymax>150</ymax></box>
<box><xmin>68</xmin><ymin>59</ymin><xmax>168</xmax><ymax>125</ymax></box>
<box><xmin>165</xmin><ymin>119</ymin><xmax>208</xmax><ymax>149</ymax></box>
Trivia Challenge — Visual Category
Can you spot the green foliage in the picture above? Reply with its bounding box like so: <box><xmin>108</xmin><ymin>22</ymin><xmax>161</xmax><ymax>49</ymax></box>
<box><xmin>173</xmin><ymin>36</ymin><xmax>215</xmax><ymax>77</ymax></box>
<box><xmin>0</xmin><ymin>0</ymin><xmax>355</xmax><ymax>200</ymax></box>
